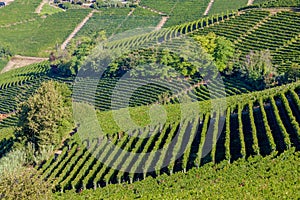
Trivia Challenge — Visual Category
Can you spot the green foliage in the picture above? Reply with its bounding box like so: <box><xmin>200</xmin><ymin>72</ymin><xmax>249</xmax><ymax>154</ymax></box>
<box><xmin>208</xmin><ymin>0</ymin><xmax>248</xmax><ymax>15</ymax></box>
<box><xmin>54</xmin><ymin>148</ymin><xmax>300</xmax><ymax>199</ymax></box>
<box><xmin>15</xmin><ymin>81</ymin><xmax>73</xmax><ymax>152</ymax></box>
<box><xmin>0</xmin><ymin>0</ymin><xmax>41</xmax><ymax>26</ymax></box>
<box><xmin>194</xmin><ymin>32</ymin><xmax>235</xmax><ymax>72</ymax></box>
<box><xmin>259</xmin><ymin>0</ymin><xmax>300</xmax><ymax>7</ymax></box>
<box><xmin>0</xmin><ymin>44</ymin><xmax>13</xmax><ymax>59</ymax></box>
<box><xmin>59</xmin><ymin>2</ymin><xmax>72</xmax><ymax>10</ymax></box>
<box><xmin>140</xmin><ymin>0</ymin><xmax>211</xmax><ymax>27</ymax></box>
<box><xmin>104</xmin><ymin>40</ymin><xmax>216</xmax><ymax>79</ymax></box>
<box><xmin>93</xmin><ymin>0</ymin><xmax>137</xmax><ymax>8</ymax></box>
<box><xmin>0</xmin><ymin>167</ymin><xmax>52</xmax><ymax>200</ymax></box>
<box><xmin>0</xmin><ymin>127</ymin><xmax>15</xmax><ymax>141</ymax></box>
<box><xmin>284</xmin><ymin>63</ymin><xmax>300</xmax><ymax>82</ymax></box>
<box><xmin>0</xmin><ymin>9</ymin><xmax>90</xmax><ymax>57</ymax></box>
<box><xmin>239</xmin><ymin>50</ymin><xmax>277</xmax><ymax>90</ymax></box>
<box><xmin>40</xmin><ymin>4</ymin><xmax>64</xmax><ymax>16</ymax></box>
<box><xmin>0</xmin><ymin>149</ymin><xmax>26</xmax><ymax>175</ymax></box>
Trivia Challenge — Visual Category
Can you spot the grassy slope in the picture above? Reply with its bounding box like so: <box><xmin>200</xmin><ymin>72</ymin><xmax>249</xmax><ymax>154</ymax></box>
<box><xmin>0</xmin><ymin>59</ymin><xmax>8</xmax><ymax>72</ymax></box>
<box><xmin>208</xmin><ymin>0</ymin><xmax>249</xmax><ymax>15</ymax></box>
<box><xmin>0</xmin><ymin>1</ymin><xmax>90</xmax><ymax>57</ymax></box>
<box><xmin>54</xmin><ymin>148</ymin><xmax>300</xmax><ymax>199</ymax></box>
<box><xmin>0</xmin><ymin>0</ymin><xmax>41</xmax><ymax>26</ymax></box>
<box><xmin>40</xmin><ymin>4</ymin><xmax>64</xmax><ymax>16</ymax></box>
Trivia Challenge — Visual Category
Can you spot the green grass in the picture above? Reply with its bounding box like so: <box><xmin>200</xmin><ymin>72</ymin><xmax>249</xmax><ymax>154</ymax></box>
<box><xmin>0</xmin><ymin>59</ymin><xmax>8</xmax><ymax>72</ymax></box>
<box><xmin>208</xmin><ymin>0</ymin><xmax>249</xmax><ymax>15</ymax></box>
<box><xmin>0</xmin><ymin>9</ymin><xmax>90</xmax><ymax>56</ymax></box>
<box><xmin>40</xmin><ymin>4</ymin><xmax>64</xmax><ymax>16</ymax></box>
<box><xmin>0</xmin><ymin>0</ymin><xmax>41</xmax><ymax>26</ymax></box>
<box><xmin>0</xmin><ymin>127</ymin><xmax>15</xmax><ymax>141</ymax></box>
<box><xmin>76</xmin><ymin>7</ymin><xmax>161</xmax><ymax>39</ymax></box>
<box><xmin>54</xmin><ymin>148</ymin><xmax>300</xmax><ymax>199</ymax></box>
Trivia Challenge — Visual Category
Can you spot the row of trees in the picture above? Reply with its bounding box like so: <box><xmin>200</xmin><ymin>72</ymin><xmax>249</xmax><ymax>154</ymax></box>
<box><xmin>49</xmin><ymin>31</ymin><xmax>106</xmax><ymax>77</ymax></box>
<box><xmin>49</xmin><ymin>29</ymin><xmax>300</xmax><ymax>91</ymax></box>
<box><xmin>91</xmin><ymin>0</ymin><xmax>139</xmax><ymax>8</ymax></box>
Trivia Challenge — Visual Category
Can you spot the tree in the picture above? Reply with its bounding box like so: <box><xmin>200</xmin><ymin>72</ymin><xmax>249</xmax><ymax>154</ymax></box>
<box><xmin>194</xmin><ymin>32</ymin><xmax>235</xmax><ymax>72</ymax></box>
<box><xmin>50</xmin><ymin>31</ymin><xmax>106</xmax><ymax>77</ymax></box>
<box><xmin>284</xmin><ymin>63</ymin><xmax>300</xmax><ymax>82</ymax></box>
<box><xmin>15</xmin><ymin>81</ymin><xmax>73</xmax><ymax>153</ymax></box>
<box><xmin>240</xmin><ymin>50</ymin><xmax>277</xmax><ymax>89</ymax></box>
<box><xmin>0</xmin><ymin>44</ymin><xmax>12</xmax><ymax>58</ymax></box>
<box><xmin>213</xmin><ymin>36</ymin><xmax>235</xmax><ymax>72</ymax></box>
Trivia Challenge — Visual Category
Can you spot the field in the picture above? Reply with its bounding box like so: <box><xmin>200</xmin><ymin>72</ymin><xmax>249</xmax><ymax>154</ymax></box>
<box><xmin>0</xmin><ymin>0</ymin><xmax>299</xmax><ymax>199</ymax></box>
<box><xmin>55</xmin><ymin>148</ymin><xmax>299</xmax><ymax>199</ymax></box>
<box><xmin>0</xmin><ymin>9</ymin><xmax>90</xmax><ymax>56</ymax></box>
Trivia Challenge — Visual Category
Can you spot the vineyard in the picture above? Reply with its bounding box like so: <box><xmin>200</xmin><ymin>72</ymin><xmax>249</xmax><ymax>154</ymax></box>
<box><xmin>0</xmin><ymin>0</ymin><xmax>299</xmax><ymax>199</ymax></box>
<box><xmin>0</xmin><ymin>0</ymin><xmax>41</xmax><ymax>26</ymax></box>
<box><xmin>192</xmin><ymin>10</ymin><xmax>300</xmax><ymax>73</ymax></box>
<box><xmin>75</xmin><ymin>7</ymin><xmax>162</xmax><ymax>39</ymax></box>
<box><xmin>54</xmin><ymin>148</ymin><xmax>299</xmax><ymax>199</ymax></box>
<box><xmin>0</xmin><ymin>9</ymin><xmax>90</xmax><ymax>56</ymax></box>
<box><xmin>36</xmin><ymin>81</ymin><xmax>300</xmax><ymax>192</ymax></box>
<box><xmin>139</xmin><ymin>0</ymin><xmax>249</xmax><ymax>26</ymax></box>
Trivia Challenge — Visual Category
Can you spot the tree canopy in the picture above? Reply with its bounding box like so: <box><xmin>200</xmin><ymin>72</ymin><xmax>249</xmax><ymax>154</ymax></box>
<box><xmin>194</xmin><ymin>32</ymin><xmax>235</xmax><ymax>72</ymax></box>
<box><xmin>15</xmin><ymin>81</ymin><xmax>73</xmax><ymax>152</ymax></box>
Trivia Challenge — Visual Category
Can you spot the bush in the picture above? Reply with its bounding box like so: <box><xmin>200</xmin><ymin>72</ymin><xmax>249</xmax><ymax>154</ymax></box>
<box><xmin>0</xmin><ymin>167</ymin><xmax>52</xmax><ymax>200</ymax></box>
<box><xmin>59</xmin><ymin>2</ymin><xmax>71</xmax><ymax>10</ymax></box>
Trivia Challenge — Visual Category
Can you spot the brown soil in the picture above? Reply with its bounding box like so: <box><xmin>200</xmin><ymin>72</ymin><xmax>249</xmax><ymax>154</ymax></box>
<box><xmin>1</xmin><ymin>55</ymin><xmax>48</xmax><ymax>74</ymax></box>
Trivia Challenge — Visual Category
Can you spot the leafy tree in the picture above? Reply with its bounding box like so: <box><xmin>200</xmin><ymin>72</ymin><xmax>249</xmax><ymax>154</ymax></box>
<box><xmin>194</xmin><ymin>32</ymin><xmax>235</xmax><ymax>72</ymax></box>
<box><xmin>213</xmin><ymin>36</ymin><xmax>235</xmax><ymax>72</ymax></box>
<box><xmin>15</xmin><ymin>81</ymin><xmax>73</xmax><ymax>153</ymax></box>
<box><xmin>50</xmin><ymin>32</ymin><xmax>106</xmax><ymax>77</ymax></box>
<box><xmin>0</xmin><ymin>44</ymin><xmax>12</xmax><ymax>59</ymax></box>
<box><xmin>284</xmin><ymin>62</ymin><xmax>300</xmax><ymax>82</ymax></box>
<box><xmin>193</xmin><ymin>32</ymin><xmax>216</xmax><ymax>55</ymax></box>
<box><xmin>240</xmin><ymin>50</ymin><xmax>277</xmax><ymax>89</ymax></box>
<box><xmin>106</xmin><ymin>41</ymin><xmax>215</xmax><ymax>80</ymax></box>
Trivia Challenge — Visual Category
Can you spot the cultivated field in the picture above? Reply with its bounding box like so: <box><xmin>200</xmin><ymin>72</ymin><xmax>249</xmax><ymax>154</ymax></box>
<box><xmin>0</xmin><ymin>0</ymin><xmax>299</xmax><ymax>199</ymax></box>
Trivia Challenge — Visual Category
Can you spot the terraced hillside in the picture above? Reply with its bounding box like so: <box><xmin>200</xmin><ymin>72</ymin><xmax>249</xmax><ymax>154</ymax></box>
<box><xmin>54</xmin><ymin>148</ymin><xmax>299</xmax><ymax>199</ymax></box>
<box><xmin>194</xmin><ymin>9</ymin><xmax>300</xmax><ymax>73</ymax></box>
<box><xmin>37</xmin><ymin>81</ymin><xmax>300</xmax><ymax>192</ymax></box>
<box><xmin>139</xmin><ymin>0</ymin><xmax>248</xmax><ymax>26</ymax></box>
<box><xmin>0</xmin><ymin>1</ymin><xmax>299</xmax><ymax>199</ymax></box>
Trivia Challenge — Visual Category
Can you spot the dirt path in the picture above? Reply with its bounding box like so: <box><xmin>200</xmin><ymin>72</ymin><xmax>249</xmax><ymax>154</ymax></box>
<box><xmin>61</xmin><ymin>10</ymin><xmax>96</xmax><ymax>50</ymax></box>
<box><xmin>247</xmin><ymin>0</ymin><xmax>255</xmax><ymax>6</ymax></box>
<box><xmin>1</xmin><ymin>55</ymin><xmax>48</xmax><ymax>74</ymax></box>
<box><xmin>35</xmin><ymin>0</ymin><xmax>48</xmax><ymax>14</ymax></box>
<box><xmin>203</xmin><ymin>0</ymin><xmax>214</xmax><ymax>16</ymax></box>
<box><xmin>140</xmin><ymin>5</ymin><xmax>166</xmax><ymax>15</ymax></box>
<box><xmin>155</xmin><ymin>16</ymin><xmax>169</xmax><ymax>31</ymax></box>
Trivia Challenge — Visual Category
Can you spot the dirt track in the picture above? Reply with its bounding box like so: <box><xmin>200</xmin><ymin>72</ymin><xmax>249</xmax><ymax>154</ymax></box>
<box><xmin>247</xmin><ymin>0</ymin><xmax>254</xmax><ymax>6</ymax></box>
<box><xmin>1</xmin><ymin>55</ymin><xmax>48</xmax><ymax>74</ymax></box>
<box><xmin>203</xmin><ymin>0</ymin><xmax>214</xmax><ymax>15</ymax></box>
<box><xmin>35</xmin><ymin>0</ymin><xmax>48</xmax><ymax>14</ymax></box>
<box><xmin>61</xmin><ymin>10</ymin><xmax>96</xmax><ymax>50</ymax></box>
<box><xmin>155</xmin><ymin>16</ymin><xmax>169</xmax><ymax>31</ymax></box>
